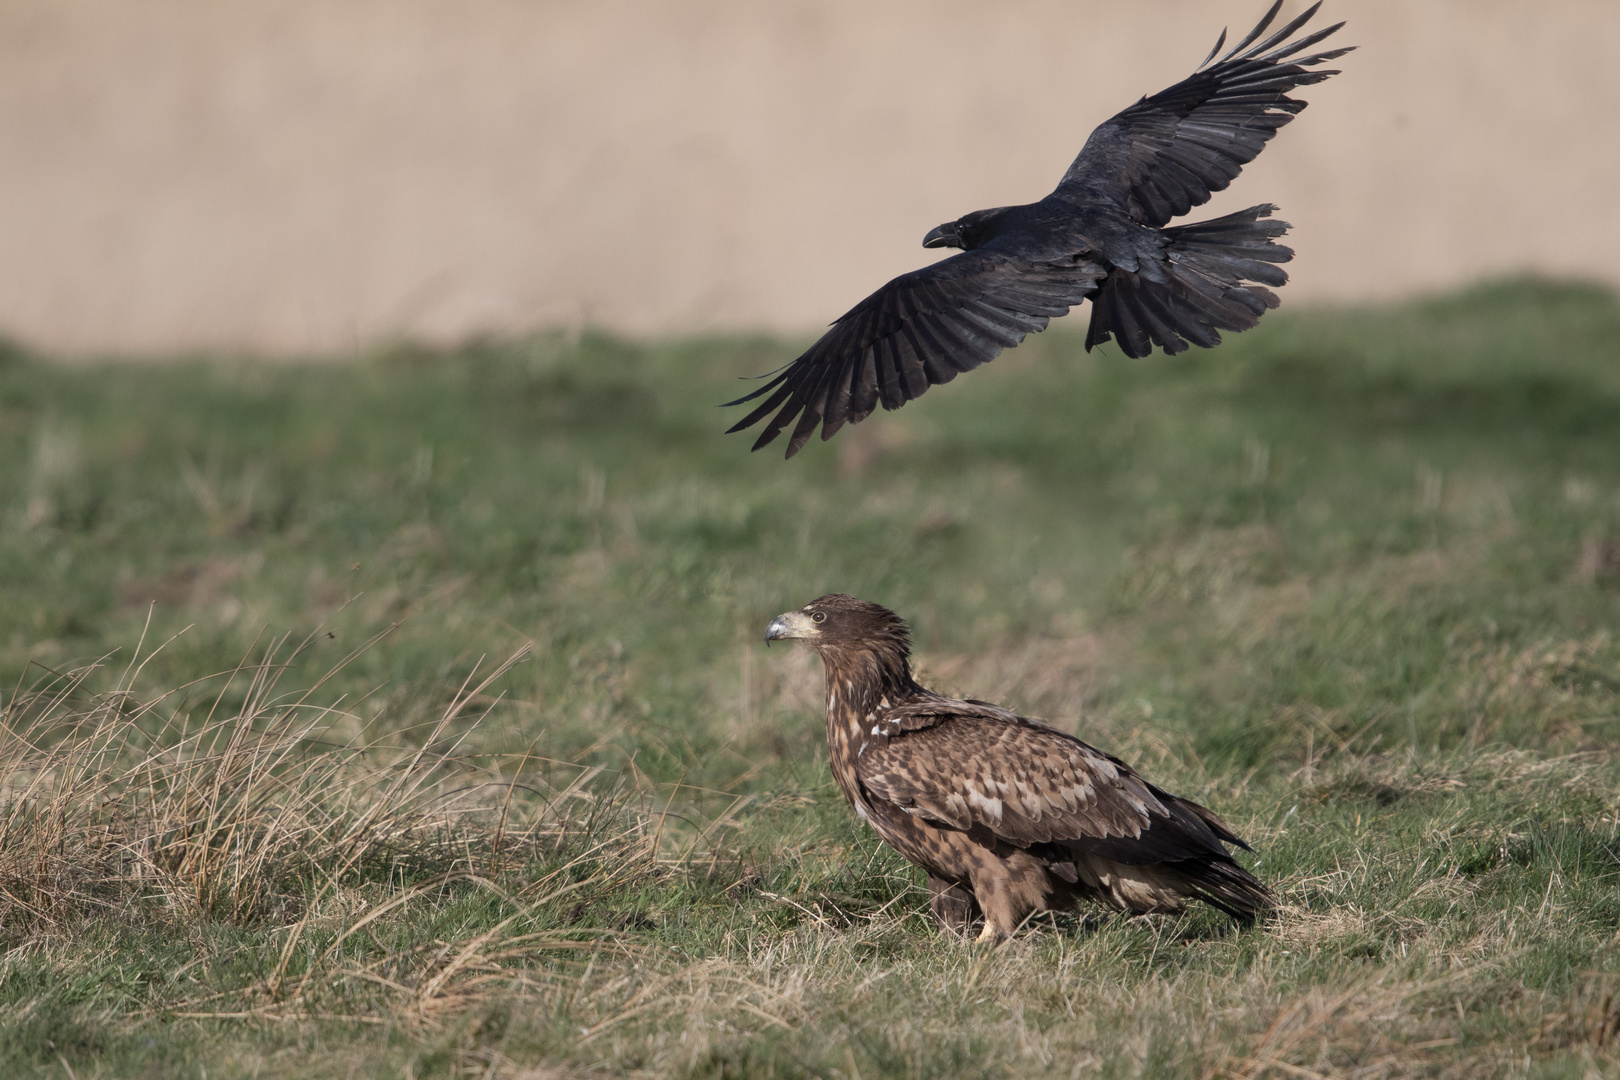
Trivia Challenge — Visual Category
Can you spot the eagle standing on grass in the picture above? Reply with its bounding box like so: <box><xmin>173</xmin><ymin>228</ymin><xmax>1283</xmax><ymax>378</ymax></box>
<box><xmin>766</xmin><ymin>595</ymin><xmax>1270</xmax><ymax>941</ymax></box>
<box><xmin>727</xmin><ymin>2</ymin><xmax>1350</xmax><ymax>457</ymax></box>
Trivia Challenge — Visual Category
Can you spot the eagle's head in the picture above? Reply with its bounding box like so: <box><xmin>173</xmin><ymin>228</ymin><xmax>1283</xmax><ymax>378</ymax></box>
<box><xmin>765</xmin><ymin>594</ymin><xmax>912</xmax><ymax>654</ymax></box>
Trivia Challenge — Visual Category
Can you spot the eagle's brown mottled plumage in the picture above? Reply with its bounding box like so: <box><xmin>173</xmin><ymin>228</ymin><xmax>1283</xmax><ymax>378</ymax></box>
<box><xmin>765</xmin><ymin>594</ymin><xmax>1270</xmax><ymax>941</ymax></box>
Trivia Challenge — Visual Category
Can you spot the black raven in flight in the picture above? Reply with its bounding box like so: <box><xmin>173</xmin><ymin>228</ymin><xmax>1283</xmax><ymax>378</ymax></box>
<box><xmin>726</xmin><ymin>1</ymin><xmax>1351</xmax><ymax>458</ymax></box>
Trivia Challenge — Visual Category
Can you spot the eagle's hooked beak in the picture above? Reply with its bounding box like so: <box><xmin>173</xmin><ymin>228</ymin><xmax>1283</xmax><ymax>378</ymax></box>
<box><xmin>765</xmin><ymin>610</ymin><xmax>819</xmax><ymax>645</ymax></box>
<box><xmin>922</xmin><ymin>222</ymin><xmax>962</xmax><ymax>249</ymax></box>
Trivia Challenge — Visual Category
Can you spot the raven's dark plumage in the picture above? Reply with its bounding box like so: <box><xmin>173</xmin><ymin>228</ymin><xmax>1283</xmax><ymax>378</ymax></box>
<box><xmin>765</xmin><ymin>595</ymin><xmax>1271</xmax><ymax>940</ymax></box>
<box><xmin>727</xmin><ymin>2</ymin><xmax>1351</xmax><ymax>457</ymax></box>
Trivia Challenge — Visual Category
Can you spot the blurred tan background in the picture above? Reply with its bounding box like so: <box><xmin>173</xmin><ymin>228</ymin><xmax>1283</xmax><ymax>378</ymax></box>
<box><xmin>0</xmin><ymin>0</ymin><xmax>1616</xmax><ymax>357</ymax></box>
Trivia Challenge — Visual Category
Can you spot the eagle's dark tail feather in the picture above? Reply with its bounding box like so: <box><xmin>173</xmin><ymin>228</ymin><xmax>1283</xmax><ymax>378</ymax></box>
<box><xmin>1174</xmin><ymin>856</ymin><xmax>1274</xmax><ymax>923</ymax></box>
<box><xmin>1084</xmin><ymin>204</ymin><xmax>1294</xmax><ymax>359</ymax></box>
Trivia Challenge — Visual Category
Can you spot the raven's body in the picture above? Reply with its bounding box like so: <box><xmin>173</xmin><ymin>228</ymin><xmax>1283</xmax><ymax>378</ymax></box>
<box><xmin>728</xmin><ymin>2</ymin><xmax>1351</xmax><ymax>457</ymax></box>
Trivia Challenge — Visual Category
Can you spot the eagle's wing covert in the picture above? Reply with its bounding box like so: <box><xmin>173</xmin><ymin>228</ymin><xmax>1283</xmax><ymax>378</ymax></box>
<box><xmin>724</xmin><ymin>252</ymin><xmax>1102</xmax><ymax>457</ymax></box>
<box><xmin>1055</xmin><ymin>0</ymin><xmax>1351</xmax><ymax>228</ymax></box>
<box><xmin>858</xmin><ymin>701</ymin><xmax>1243</xmax><ymax>864</ymax></box>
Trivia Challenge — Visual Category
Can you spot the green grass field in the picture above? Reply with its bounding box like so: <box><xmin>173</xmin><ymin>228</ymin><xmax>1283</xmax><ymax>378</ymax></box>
<box><xmin>3</xmin><ymin>279</ymin><xmax>1620</xmax><ymax>1078</ymax></box>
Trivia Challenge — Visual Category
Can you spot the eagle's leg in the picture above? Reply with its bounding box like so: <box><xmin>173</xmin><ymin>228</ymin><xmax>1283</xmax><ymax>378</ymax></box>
<box><xmin>968</xmin><ymin>853</ymin><xmax>1052</xmax><ymax>943</ymax></box>
<box><xmin>927</xmin><ymin>875</ymin><xmax>978</xmax><ymax>936</ymax></box>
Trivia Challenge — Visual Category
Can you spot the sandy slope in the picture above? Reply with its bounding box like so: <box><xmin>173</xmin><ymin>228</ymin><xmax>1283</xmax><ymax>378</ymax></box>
<box><xmin>0</xmin><ymin>0</ymin><xmax>1615</xmax><ymax>355</ymax></box>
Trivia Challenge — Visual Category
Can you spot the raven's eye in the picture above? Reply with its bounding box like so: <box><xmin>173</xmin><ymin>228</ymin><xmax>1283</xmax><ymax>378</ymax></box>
<box><xmin>812</xmin><ymin>611</ymin><xmax>826</xmax><ymax>623</ymax></box>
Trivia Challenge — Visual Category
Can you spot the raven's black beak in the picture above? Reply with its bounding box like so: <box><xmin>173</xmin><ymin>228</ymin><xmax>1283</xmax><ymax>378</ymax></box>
<box><xmin>922</xmin><ymin>223</ymin><xmax>961</xmax><ymax>249</ymax></box>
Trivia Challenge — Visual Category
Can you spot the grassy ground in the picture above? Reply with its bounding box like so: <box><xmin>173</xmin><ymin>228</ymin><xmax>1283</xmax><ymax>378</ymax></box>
<box><xmin>2</xmin><ymin>279</ymin><xmax>1620</xmax><ymax>1078</ymax></box>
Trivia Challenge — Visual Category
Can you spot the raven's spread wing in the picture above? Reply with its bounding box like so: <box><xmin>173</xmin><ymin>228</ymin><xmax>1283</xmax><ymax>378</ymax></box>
<box><xmin>724</xmin><ymin>253</ymin><xmax>1102</xmax><ymax>458</ymax></box>
<box><xmin>1056</xmin><ymin>1</ymin><xmax>1350</xmax><ymax>228</ymax></box>
<box><xmin>857</xmin><ymin>698</ymin><xmax>1247</xmax><ymax>865</ymax></box>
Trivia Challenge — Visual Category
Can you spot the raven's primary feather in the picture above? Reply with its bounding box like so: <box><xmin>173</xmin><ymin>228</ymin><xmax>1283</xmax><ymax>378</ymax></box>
<box><xmin>727</xmin><ymin>2</ymin><xmax>1350</xmax><ymax>457</ymax></box>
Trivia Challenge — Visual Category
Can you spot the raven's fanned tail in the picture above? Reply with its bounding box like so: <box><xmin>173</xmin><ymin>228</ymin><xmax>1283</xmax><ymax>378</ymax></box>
<box><xmin>1084</xmin><ymin>204</ymin><xmax>1293</xmax><ymax>358</ymax></box>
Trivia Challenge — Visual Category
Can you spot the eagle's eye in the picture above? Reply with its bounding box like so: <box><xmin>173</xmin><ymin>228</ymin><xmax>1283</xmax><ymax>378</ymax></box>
<box><xmin>811</xmin><ymin>611</ymin><xmax>826</xmax><ymax>623</ymax></box>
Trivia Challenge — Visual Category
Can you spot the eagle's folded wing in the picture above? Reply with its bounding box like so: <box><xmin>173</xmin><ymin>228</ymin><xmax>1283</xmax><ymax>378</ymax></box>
<box><xmin>1055</xmin><ymin>0</ymin><xmax>1350</xmax><ymax>228</ymax></box>
<box><xmin>858</xmin><ymin>701</ymin><xmax>1244</xmax><ymax>864</ymax></box>
<box><xmin>723</xmin><ymin>252</ymin><xmax>1102</xmax><ymax>457</ymax></box>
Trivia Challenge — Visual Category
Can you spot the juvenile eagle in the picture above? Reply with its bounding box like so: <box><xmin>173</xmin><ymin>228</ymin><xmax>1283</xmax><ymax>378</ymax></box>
<box><xmin>728</xmin><ymin>2</ymin><xmax>1351</xmax><ymax>457</ymax></box>
<box><xmin>766</xmin><ymin>594</ymin><xmax>1270</xmax><ymax>940</ymax></box>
